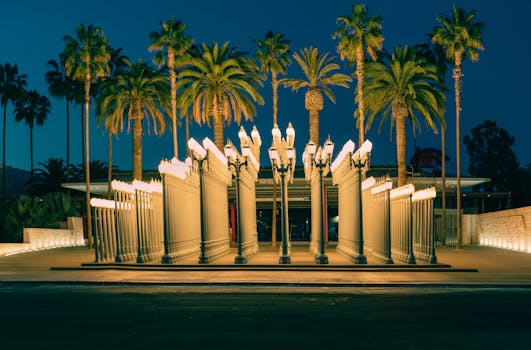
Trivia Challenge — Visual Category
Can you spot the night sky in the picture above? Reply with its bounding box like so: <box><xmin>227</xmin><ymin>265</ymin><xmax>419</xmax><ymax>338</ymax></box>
<box><xmin>1</xmin><ymin>0</ymin><xmax>530</xmax><ymax>175</ymax></box>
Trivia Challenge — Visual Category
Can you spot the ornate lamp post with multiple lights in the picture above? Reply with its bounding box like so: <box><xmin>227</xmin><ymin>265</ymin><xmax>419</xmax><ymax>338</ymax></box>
<box><xmin>304</xmin><ymin>137</ymin><xmax>334</xmax><ymax>264</ymax></box>
<box><xmin>224</xmin><ymin>129</ymin><xmax>252</xmax><ymax>264</ymax></box>
<box><xmin>268</xmin><ymin>123</ymin><xmax>296</xmax><ymax>264</ymax></box>
<box><xmin>350</xmin><ymin>140</ymin><xmax>372</xmax><ymax>264</ymax></box>
<box><xmin>188</xmin><ymin>138</ymin><xmax>209</xmax><ymax>264</ymax></box>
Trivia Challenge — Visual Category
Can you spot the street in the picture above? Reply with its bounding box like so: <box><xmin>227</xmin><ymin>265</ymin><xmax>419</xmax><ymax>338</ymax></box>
<box><xmin>0</xmin><ymin>285</ymin><xmax>529</xmax><ymax>349</ymax></box>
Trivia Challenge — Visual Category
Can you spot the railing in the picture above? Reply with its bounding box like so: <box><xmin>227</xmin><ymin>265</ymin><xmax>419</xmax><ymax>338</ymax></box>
<box><xmin>133</xmin><ymin>180</ymin><xmax>164</xmax><ymax>263</ymax></box>
<box><xmin>390</xmin><ymin>184</ymin><xmax>416</xmax><ymax>264</ymax></box>
<box><xmin>412</xmin><ymin>188</ymin><xmax>437</xmax><ymax>263</ymax></box>
<box><xmin>112</xmin><ymin>180</ymin><xmax>137</xmax><ymax>262</ymax></box>
<box><xmin>363</xmin><ymin>177</ymin><xmax>394</xmax><ymax>264</ymax></box>
<box><xmin>91</xmin><ymin>198</ymin><xmax>117</xmax><ymax>263</ymax></box>
<box><xmin>159</xmin><ymin>158</ymin><xmax>201</xmax><ymax>263</ymax></box>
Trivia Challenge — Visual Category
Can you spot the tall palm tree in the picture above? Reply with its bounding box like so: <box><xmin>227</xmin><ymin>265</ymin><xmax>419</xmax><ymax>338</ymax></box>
<box><xmin>14</xmin><ymin>90</ymin><xmax>51</xmax><ymax>174</ymax></box>
<box><xmin>333</xmin><ymin>3</ymin><xmax>384</xmax><ymax>146</ymax></box>
<box><xmin>177</xmin><ymin>42</ymin><xmax>264</xmax><ymax>150</ymax></box>
<box><xmin>97</xmin><ymin>58</ymin><xmax>170</xmax><ymax>180</ymax></box>
<box><xmin>253</xmin><ymin>30</ymin><xmax>292</xmax><ymax>126</ymax></box>
<box><xmin>28</xmin><ymin>157</ymin><xmax>69</xmax><ymax>195</ymax></box>
<box><xmin>101</xmin><ymin>47</ymin><xmax>127</xmax><ymax>196</ymax></box>
<box><xmin>62</xmin><ymin>24</ymin><xmax>111</xmax><ymax>247</ymax></box>
<box><xmin>0</xmin><ymin>63</ymin><xmax>27</xmax><ymax>198</ymax></box>
<box><xmin>364</xmin><ymin>46</ymin><xmax>446</xmax><ymax>186</ymax></box>
<box><xmin>253</xmin><ymin>30</ymin><xmax>292</xmax><ymax>248</ymax></box>
<box><xmin>280</xmin><ymin>47</ymin><xmax>351</xmax><ymax>144</ymax></box>
<box><xmin>149</xmin><ymin>18</ymin><xmax>193</xmax><ymax>159</ymax></box>
<box><xmin>45</xmin><ymin>58</ymin><xmax>77</xmax><ymax>180</ymax></box>
<box><xmin>432</xmin><ymin>6</ymin><xmax>484</xmax><ymax>248</ymax></box>
<box><xmin>416</xmin><ymin>42</ymin><xmax>449</xmax><ymax>244</ymax></box>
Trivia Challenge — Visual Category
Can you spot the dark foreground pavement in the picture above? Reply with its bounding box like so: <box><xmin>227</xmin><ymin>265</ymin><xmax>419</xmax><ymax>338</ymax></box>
<box><xmin>0</xmin><ymin>285</ymin><xmax>530</xmax><ymax>349</ymax></box>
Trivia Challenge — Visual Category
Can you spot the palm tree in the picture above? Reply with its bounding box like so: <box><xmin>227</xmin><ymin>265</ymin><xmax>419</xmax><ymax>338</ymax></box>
<box><xmin>280</xmin><ymin>47</ymin><xmax>351</xmax><ymax>144</ymax></box>
<box><xmin>253</xmin><ymin>30</ymin><xmax>292</xmax><ymax>248</ymax></box>
<box><xmin>432</xmin><ymin>6</ymin><xmax>484</xmax><ymax>249</ymax></box>
<box><xmin>0</xmin><ymin>63</ymin><xmax>27</xmax><ymax>198</ymax></box>
<box><xmin>62</xmin><ymin>24</ymin><xmax>111</xmax><ymax>247</ymax></box>
<box><xmin>97</xmin><ymin>58</ymin><xmax>170</xmax><ymax>180</ymax></box>
<box><xmin>177</xmin><ymin>42</ymin><xmax>264</xmax><ymax>150</ymax></box>
<box><xmin>45</xmin><ymin>58</ymin><xmax>78</xmax><ymax>180</ymax></box>
<box><xmin>28</xmin><ymin>157</ymin><xmax>69</xmax><ymax>195</ymax></box>
<box><xmin>333</xmin><ymin>3</ymin><xmax>384</xmax><ymax>146</ymax></box>
<box><xmin>101</xmin><ymin>47</ymin><xmax>127</xmax><ymax>196</ymax></box>
<box><xmin>14</xmin><ymin>90</ymin><xmax>51</xmax><ymax>174</ymax></box>
<box><xmin>364</xmin><ymin>46</ymin><xmax>446</xmax><ymax>186</ymax></box>
<box><xmin>149</xmin><ymin>18</ymin><xmax>193</xmax><ymax>159</ymax></box>
<box><xmin>416</xmin><ymin>42</ymin><xmax>449</xmax><ymax>244</ymax></box>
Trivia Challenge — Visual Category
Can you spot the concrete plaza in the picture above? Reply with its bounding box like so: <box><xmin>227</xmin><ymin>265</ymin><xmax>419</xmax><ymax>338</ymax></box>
<box><xmin>1</xmin><ymin>243</ymin><xmax>531</xmax><ymax>287</ymax></box>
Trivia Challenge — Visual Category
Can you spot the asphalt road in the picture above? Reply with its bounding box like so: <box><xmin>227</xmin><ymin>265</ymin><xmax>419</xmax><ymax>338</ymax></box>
<box><xmin>0</xmin><ymin>286</ymin><xmax>530</xmax><ymax>349</ymax></box>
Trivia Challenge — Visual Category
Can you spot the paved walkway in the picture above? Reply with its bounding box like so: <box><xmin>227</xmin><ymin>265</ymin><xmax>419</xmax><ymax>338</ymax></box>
<box><xmin>1</xmin><ymin>243</ymin><xmax>531</xmax><ymax>287</ymax></box>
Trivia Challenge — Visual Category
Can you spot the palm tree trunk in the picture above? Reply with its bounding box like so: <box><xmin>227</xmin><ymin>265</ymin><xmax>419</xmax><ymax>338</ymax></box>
<box><xmin>66</xmin><ymin>99</ymin><xmax>70</xmax><ymax>181</ymax></box>
<box><xmin>29</xmin><ymin>125</ymin><xmax>34</xmax><ymax>175</ymax></box>
<box><xmin>212</xmin><ymin>100</ymin><xmax>224</xmax><ymax>151</ymax></box>
<box><xmin>356</xmin><ymin>45</ymin><xmax>365</xmax><ymax>146</ymax></box>
<box><xmin>2</xmin><ymin>104</ymin><xmax>6</xmax><ymax>198</ymax></box>
<box><xmin>395</xmin><ymin>113</ymin><xmax>407</xmax><ymax>187</ymax></box>
<box><xmin>441</xmin><ymin>125</ymin><xmax>446</xmax><ymax>245</ymax></box>
<box><xmin>81</xmin><ymin>105</ymin><xmax>85</xmax><ymax>165</ymax></box>
<box><xmin>309</xmin><ymin>109</ymin><xmax>319</xmax><ymax>144</ymax></box>
<box><xmin>84</xmin><ymin>75</ymin><xmax>93</xmax><ymax>249</ymax></box>
<box><xmin>454</xmin><ymin>52</ymin><xmax>463</xmax><ymax>249</ymax></box>
<box><xmin>185</xmin><ymin>114</ymin><xmax>190</xmax><ymax>156</ymax></box>
<box><xmin>272</xmin><ymin>71</ymin><xmax>279</xmax><ymax>126</ymax></box>
<box><xmin>168</xmin><ymin>48</ymin><xmax>178</xmax><ymax>159</ymax></box>
<box><xmin>271</xmin><ymin>71</ymin><xmax>279</xmax><ymax>246</ymax></box>
<box><xmin>132</xmin><ymin>114</ymin><xmax>143</xmax><ymax>180</ymax></box>
<box><xmin>107</xmin><ymin>132</ymin><xmax>113</xmax><ymax>198</ymax></box>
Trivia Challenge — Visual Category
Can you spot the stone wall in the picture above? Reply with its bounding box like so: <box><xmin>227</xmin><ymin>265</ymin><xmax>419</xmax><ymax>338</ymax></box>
<box><xmin>0</xmin><ymin>217</ymin><xmax>85</xmax><ymax>256</ymax></box>
<box><xmin>463</xmin><ymin>206</ymin><xmax>531</xmax><ymax>252</ymax></box>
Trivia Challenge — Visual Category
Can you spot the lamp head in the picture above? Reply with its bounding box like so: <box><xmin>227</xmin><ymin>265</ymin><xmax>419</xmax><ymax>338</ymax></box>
<box><xmin>286</xmin><ymin>122</ymin><xmax>295</xmax><ymax>145</ymax></box>
<box><xmin>306</xmin><ymin>140</ymin><xmax>316</xmax><ymax>156</ymax></box>
<box><xmin>324</xmin><ymin>137</ymin><xmax>334</xmax><ymax>158</ymax></box>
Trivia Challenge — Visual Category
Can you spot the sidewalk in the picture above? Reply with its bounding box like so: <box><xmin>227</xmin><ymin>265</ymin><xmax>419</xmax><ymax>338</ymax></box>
<box><xmin>1</xmin><ymin>244</ymin><xmax>531</xmax><ymax>287</ymax></box>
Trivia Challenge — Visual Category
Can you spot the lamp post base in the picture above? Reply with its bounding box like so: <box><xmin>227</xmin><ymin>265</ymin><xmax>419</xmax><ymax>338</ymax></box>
<box><xmin>314</xmin><ymin>254</ymin><xmax>328</xmax><ymax>264</ymax></box>
<box><xmin>198</xmin><ymin>256</ymin><xmax>209</xmax><ymax>264</ymax></box>
<box><xmin>354</xmin><ymin>254</ymin><xmax>367</xmax><ymax>264</ymax></box>
<box><xmin>234</xmin><ymin>255</ymin><xmax>247</xmax><ymax>264</ymax></box>
<box><xmin>278</xmin><ymin>255</ymin><xmax>291</xmax><ymax>264</ymax></box>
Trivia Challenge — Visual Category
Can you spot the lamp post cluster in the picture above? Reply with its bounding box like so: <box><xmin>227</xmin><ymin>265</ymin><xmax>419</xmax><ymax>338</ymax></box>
<box><xmin>224</xmin><ymin>126</ymin><xmax>261</xmax><ymax>264</ymax></box>
<box><xmin>350</xmin><ymin>140</ymin><xmax>373</xmax><ymax>264</ymax></box>
<box><xmin>303</xmin><ymin>137</ymin><xmax>334</xmax><ymax>264</ymax></box>
<box><xmin>268</xmin><ymin>123</ymin><xmax>295</xmax><ymax>264</ymax></box>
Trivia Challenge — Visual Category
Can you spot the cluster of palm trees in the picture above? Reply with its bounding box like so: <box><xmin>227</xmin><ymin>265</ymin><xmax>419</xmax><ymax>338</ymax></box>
<box><xmin>1</xmin><ymin>63</ymin><xmax>51</xmax><ymax>198</ymax></box>
<box><xmin>0</xmin><ymin>3</ymin><xmax>483</xmax><ymax>247</ymax></box>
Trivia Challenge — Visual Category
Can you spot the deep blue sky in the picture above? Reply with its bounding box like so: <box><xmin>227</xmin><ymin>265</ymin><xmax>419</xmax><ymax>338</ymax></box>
<box><xmin>1</xmin><ymin>0</ymin><xmax>530</xmax><ymax>175</ymax></box>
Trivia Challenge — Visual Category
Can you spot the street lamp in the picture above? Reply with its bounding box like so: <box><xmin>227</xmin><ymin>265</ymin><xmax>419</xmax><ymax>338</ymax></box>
<box><xmin>224</xmin><ymin>137</ymin><xmax>250</xmax><ymax>264</ymax></box>
<box><xmin>304</xmin><ymin>137</ymin><xmax>334</xmax><ymax>264</ymax></box>
<box><xmin>350</xmin><ymin>140</ymin><xmax>373</xmax><ymax>264</ymax></box>
<box><xmin>269</xmin><ymin>123</ymin><xmax>296</xmax><ymax>264</ymax></box>
<box><xmin>188</xmin><ymin>138</ymin><xmax>209</xmax><ymax>264</ymax></box>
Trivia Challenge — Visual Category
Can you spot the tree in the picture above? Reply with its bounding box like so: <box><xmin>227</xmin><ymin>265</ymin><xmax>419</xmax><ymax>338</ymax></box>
<box><xmin>409</xmin><ymin>146</ymin><xmax>449</xmax><ymax>176</ymax></box>
<box><xmin>432</xmin><ymin>5</ymin><xmax>484</xmax><ymax>248</ymax></box>
<box><xmin>364</xmin><ymin>45</ymin><xmax>446</xmax><ymax>186</ymax></box>
<box><xmin>45</xmin><ymin>58</ymin><xmax>77</xmax><ymax>180</ymax></box>
<box><xmin>333</xmin><ymin>3</ymin><xmax>384</xmax><ymax>146</ymax></box>
<box><xmin>62</xmin><ymin>24</ymin><xmax>111</xmax><ymax>247</ymax></box>
<box><xmin>14</xmin><ymin>90</ymin><xmax>51</xmax><ymax>174</ymax></box>
<box><xmin>464</xmin><ymin>120</ymin><xmax>520</xmax><ymax>192</ymax></box>
<box><xmin>0</xmin><ymin>63</ymin><xmax>27</xmax><ymax>198</ymax></box>
<box><xmin>97</xmin><ymin>58</ymin><xmax>170</xmax><ymax>180</ymax></box>
<box><xmin>177</xmin><ymin>42</ymin><xmax>264</xmax><ymax>150</ymax></box>
<box><xmin>280</xmin><ymin>47</ymin><xmax>351</xmax><ymax>144</ymax></box>
<box><xmin>253</xmin><ymin>29</ymin><xmax>292</xmax><ymax>247</ymax></box>
<box><xmin>28</xmin><ymin>157</ymin><xmax>69</xmax><ymax>195</ymax></box>
<box><xmin>149</xmin><ymin>18</ymin><xmax>193</xmax><ymax>159</ymax></box>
